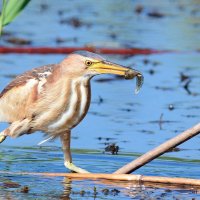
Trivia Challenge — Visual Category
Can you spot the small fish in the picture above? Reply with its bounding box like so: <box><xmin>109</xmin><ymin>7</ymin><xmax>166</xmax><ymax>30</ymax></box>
<box><xmin>124</xmin><ymin>69</ymin><xmax>144</xmax><ymax>94</ymax></box>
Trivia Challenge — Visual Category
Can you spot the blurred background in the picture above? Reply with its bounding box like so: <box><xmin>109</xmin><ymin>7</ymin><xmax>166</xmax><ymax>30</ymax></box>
<box><xmin>0</xmin><ymin>0</ymin><xmax>200</xmax><ymax>199</ymax></box>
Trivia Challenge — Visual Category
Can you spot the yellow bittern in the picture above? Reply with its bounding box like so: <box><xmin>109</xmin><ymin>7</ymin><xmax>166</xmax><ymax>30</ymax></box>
<box><xmin>0</xmin><ymin>51</ymin><xmax>143</xmax><ymax>173</ymax></box>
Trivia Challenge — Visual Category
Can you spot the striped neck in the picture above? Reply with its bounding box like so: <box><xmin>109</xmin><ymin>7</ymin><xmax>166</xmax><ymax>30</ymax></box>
<box><xmin>48</xmin><ymin>76</ymin><xmax>91</xmax><ymax>132</ymax></box>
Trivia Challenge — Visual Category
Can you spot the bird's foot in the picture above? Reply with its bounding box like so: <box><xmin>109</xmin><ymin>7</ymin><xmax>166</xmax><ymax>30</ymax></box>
<box><xmin>0</xmin><ymin>133</ymin><xmax>6</xmax><ymax>143</ymax></box>
<box><xmin>64</xmin><ymin>161</ymin><xmax>90</xmax><ymax>173</ymax></box>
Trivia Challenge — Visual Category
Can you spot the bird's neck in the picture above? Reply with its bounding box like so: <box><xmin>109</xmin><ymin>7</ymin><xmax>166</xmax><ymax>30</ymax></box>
<box><xmin>41</xmin><ymin>75</ymin><xmax>92</xmax><ymax>132</ymax></box>
<box><xmin>68</xmin><ymin>76</ymin><xmax>91</xmax><ymax>115</ymax></box>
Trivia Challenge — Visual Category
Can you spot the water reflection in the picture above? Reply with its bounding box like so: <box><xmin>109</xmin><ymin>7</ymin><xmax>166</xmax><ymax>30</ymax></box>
<box><xmin>62</xmin><ymin>178</ymin><xmax>72</xmax><ymax>199</ymax></box>
<box><xmin>0</xmin><ymin>146</ymin><xmax>199</xmax><ymax>199</ymax></box>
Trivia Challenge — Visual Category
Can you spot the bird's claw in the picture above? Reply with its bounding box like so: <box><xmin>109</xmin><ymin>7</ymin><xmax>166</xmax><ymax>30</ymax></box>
<box><xmin>64</xmin><ymin>161</ymin><xmax>90</xmax><ymax>173</ymax></box>
<box><xmin>0</xmin><ymin>134</ymin><xmax>6</xmax><ymax>143</ymax></box>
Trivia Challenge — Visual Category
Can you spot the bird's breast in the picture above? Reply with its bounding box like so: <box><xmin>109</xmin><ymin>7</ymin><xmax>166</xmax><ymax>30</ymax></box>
<box><xmin>47</xmin><ymin>78</ymin><xmax>91</xmax><ymax>132</ymax></box>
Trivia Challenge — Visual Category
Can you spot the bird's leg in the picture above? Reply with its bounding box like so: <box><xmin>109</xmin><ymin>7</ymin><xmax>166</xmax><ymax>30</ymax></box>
<box><xmin>60</xmin><ymin>131</ymin><xmax>90</xmax><ymax>173</ymax></box>
<box><xmin>0</xmin><ymin>119</ymin><xmax>31</xmax><ymax>143</ymax></box>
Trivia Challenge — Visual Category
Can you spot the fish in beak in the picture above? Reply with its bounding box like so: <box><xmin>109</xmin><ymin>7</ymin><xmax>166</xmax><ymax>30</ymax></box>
<box><xmin>88</xmin><ymin>60</ymin><xmax>144</xmax><ymax>94</ymax></box>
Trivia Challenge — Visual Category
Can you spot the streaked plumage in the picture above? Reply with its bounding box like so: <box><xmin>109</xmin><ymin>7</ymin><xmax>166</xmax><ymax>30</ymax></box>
<box><xmin>0</xmin><ymin>51</ymin><xmax>143</xmax><ymax>173</ymax></box>
<box><xmin>0</xmin><ymin>56</ymin><xmax>91</xmax><ymax>137</ymax></box>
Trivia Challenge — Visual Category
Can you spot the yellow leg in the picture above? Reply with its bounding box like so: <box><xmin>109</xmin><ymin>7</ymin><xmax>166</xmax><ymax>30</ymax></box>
<box><xmin>60</xmin><ymin>131</ymin><xmax>90</xmax><ymax>174</ymax></box>
<box><xmin>64</xmin><ymin>161</ymin><xmax>90</xmax><ymax>174</ymax></box>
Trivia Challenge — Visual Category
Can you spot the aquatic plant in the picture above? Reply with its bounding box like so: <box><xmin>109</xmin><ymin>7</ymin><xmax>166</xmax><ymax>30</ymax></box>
<box><xmin>0</xmin><ymin>0</ymin><xmax>30</xmax><ymax>35</ymax></box>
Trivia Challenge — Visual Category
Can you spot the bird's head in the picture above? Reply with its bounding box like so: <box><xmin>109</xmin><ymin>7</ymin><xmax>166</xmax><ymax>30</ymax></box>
<box><xmin>60</xmin><ymin>51</ymin><xmax>144</xmax><ymax>93</ymax></box>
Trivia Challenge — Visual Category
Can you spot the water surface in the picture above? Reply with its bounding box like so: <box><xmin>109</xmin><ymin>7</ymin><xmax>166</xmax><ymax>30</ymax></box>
<box><xmin>0</xmin><ymin>0</ymin><xmax>200</xmax><ymax>199</ymax></box>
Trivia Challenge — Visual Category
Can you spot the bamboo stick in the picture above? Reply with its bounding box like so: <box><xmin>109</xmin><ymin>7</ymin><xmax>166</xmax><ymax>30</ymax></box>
<box><xmin>0</xmin><ymin>171</ymin><xmax>199</xmax><ymax>187</ymax></box>
<box><xmin>114</xmin><ymin>123</ymin><xmax>200</xmax><ymax>174</ymax></box>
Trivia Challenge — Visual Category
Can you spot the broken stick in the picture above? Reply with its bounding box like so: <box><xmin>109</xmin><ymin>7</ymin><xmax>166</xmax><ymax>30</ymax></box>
<box><xmin>0</xmin><ymin>171</ymin><xmax>200</xmax><ymax>187</ymax></box>
<box><xmin>114</xmin><ymin>123</ymin><xmax>200</xmax><ymax>174</ymax></box>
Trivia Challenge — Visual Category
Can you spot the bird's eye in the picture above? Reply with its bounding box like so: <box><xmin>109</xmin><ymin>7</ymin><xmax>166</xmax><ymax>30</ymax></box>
<box><xmin>85</xmin><ymin>60</ymin><xmax>93</xmax><ymax>66</ymax></box>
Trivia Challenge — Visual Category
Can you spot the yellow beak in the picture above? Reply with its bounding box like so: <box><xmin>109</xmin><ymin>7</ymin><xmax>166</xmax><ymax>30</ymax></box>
<box><xmin>88</xmin><ymin>60</ymin><xmax>144</xmax><ymax>94</ymax></box>
<box><xmin>88</xmin><ymin>61</ymin><xmax>131</xmax><ymax>76</ymax></box>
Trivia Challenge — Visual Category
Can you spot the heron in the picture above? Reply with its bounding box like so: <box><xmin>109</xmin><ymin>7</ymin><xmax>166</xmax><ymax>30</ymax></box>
<box><xmin>0</xmin><ymin>51</ymin><xmax>143</xmax><ymax>173</ymax></box>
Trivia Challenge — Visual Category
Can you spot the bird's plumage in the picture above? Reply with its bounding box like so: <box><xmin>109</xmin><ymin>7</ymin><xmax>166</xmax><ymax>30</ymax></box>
<box><xmin>0</xmin><ymin>64</ymin><xmax>55</xmax><ymax>122</ymax></box>
<box><xmin>0</xmin><ymin>59</ymin><xmax>91</xmax><ymax>137</ymax></box>
<box><xmin>0</xmin><ymin>51</ymin><xmax>143</xmax><ymax>173</ymax></box>
<box><xmin>72</xmin><ymin>50</ymin><xmax>104</xmax><ymax>60</ymax></box>
<box><xmin>0</xmin><ymin>52</ymin><xmax>95</xmax><ymax>173</ymax></box>
<box><xmin>0</xmin><ymin>64</ymin><xmax>55</xmax><ymax>99</ymax></box>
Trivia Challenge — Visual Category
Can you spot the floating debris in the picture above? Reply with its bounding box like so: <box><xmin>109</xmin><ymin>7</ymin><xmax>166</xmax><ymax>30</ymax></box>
<box><xmin>79</xmin><ymin>190</ymin><xmax>86</xmax><ymax>196</ymax></box>
<box><xmin>152</xmin><ymin>61</ymin><xmax>161</xmax><ymax>66</ymax></box>
<box><xmin>147</xmin><ymin>11</ymin><xmax>165</xmax><ymax>18</ymax></box>
<box><xmin>102</xmin><ymin>188</ymin><xmax>109</xmax><ymax>195</ymax></box>
<box><xmin>60</xmin><ymin>17</ymin><xmax>91</xmax><ymax>28</ymax></box>
<box><xmin>135</xmin><ymin>5</ymin><xmax>144</xmax><ymax>14</ymax></box>
<box><xmin>111</xmin><ymin>188</ymin><xmax>120</xmax><ymax>196</ymax></box>
<box><xmin>55</xmin><ymin>37</ymin><xmax>66</xmax><ymax>44</ymax></box>
<box><xmin>39</xmin><ymin>3</ymin><xmax>49</xmax><ymax>11</ymax></box>
<box><xmin>120</xmin><ymin>108</ymin><xmax>132</xmax><ymax>112</ymax></box>
<box><xmin>96</xmin><ymin>136</ymin><xmax>102</xmax><ymax>141</ymax></box>
<box><xmin>105</xmin><ymin>143</ymin><xmax>119</xmax><ymax>155</ymax></box>
<box><xmin>143</xmin><ymin>58</ymin><xmax>150</xmax><ymax>65</ymax></box>
<box><xmin>180</xmin><ymin>72</ymin><xmax>190</xmax><ymax>82</ymax></box>
<box><xmin>183</xmin><ymin>79</ymin><xmax>192</xmax><ymax>95</ymax></box>
<box><xmin>155</xmin><ymin>86</ymin><xmax>175</xmax><ymax>91</ymax></box>
<box><xmin>109</xmin><ymin>33</ymin><xmax>117</xmax><ymax>39</ymax></box>
<box><xmin>148</xmin><ymin>69</ymin><xmax>155</xmax><ymax>75</ymax></box>
<box><xmin>168</xmin><ymin>104</ymin><xmax>175</xmax><ymax>111</ymax></box>
<box><xmin>5</xmin><ymin>37</ymin><xmax>32</xmax><ymax>45</ymax></box>
<box><xmin>68</xmin><ymin>17</ymin><xmax>82</xmax><ymax>28</ymax></box>
<box><xmin>98</xmin><ymin>96</ymin><xmax>103</xmax><ymax>104</ymax></box>
<box><xmin>138</xmin><ymin>129</ymin><xmax>154</xmax><ymax>134</ymax></box>
<box><xmin>3</xmin><ymin>181</ymin><xmax>21</xmax><ymax>188</ymax></box>
<box><xmin>57</xmin><ymin>10</ymin><xmax>64</xmax><ymax>16</ymax></box>
<box><xmin>180</xmin><ymin>72</ymin><xmax>193</xmax><ymax>95</ymax></box>
<box><xmin>20</xmin><ymin>186</ymin><xmax>29</xmax><ymax>193</ymax></box>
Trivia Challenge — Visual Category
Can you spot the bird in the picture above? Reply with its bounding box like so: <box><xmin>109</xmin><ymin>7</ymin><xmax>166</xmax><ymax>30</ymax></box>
<box><xmin>0</xmin><ymin>51</ymin><xmax>143</xmax><ymax>173</ymax></box>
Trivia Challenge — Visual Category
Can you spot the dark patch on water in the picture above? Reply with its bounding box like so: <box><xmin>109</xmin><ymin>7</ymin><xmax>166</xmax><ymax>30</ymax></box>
<box><xmin>147</xmin><ymin>11</ymin><xmax>165</xmax><ymax>18</ymax></box>
<box><xmin>5</xmin><ymin>37</ymin><xmax>32</xmax><ymax>45</ymax></box>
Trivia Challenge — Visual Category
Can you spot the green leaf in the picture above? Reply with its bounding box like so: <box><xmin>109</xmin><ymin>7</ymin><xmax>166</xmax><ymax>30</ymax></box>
<box><xmin>0</xmin><ymin>0</ymin><xmax>7</xmax><ymax>34</ymax></box>
<box><xmin>0</xmin><ymin>0</ymin><xmax>30</xmax><ymax>34</ymax></box>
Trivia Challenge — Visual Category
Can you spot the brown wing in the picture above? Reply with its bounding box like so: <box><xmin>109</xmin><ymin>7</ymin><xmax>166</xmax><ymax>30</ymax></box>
<box><xmin>0</xmin><ymin>64</ymin><xmax>57</xmax><ymax>122</ymax></box>
<box><xmin>0</xmin><ymin>64</ymin><xmax>55</xmax><ymax>98</ymax></box>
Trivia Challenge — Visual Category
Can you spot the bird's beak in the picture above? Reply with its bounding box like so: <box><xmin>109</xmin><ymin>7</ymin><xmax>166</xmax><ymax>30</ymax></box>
<box><xmin>89</xmin><ymin>60</ymin><xmax>141</xmax><ymax>79</ymax></box>
<box><xmin>88</xmin><ymin>60</ymin><xmax>144</xmax><ymax>94</ymax></box>
<box><xmin>89</xmin><ymin>60</ymin><xmax>133</xmax><ymax>76</ymax></box>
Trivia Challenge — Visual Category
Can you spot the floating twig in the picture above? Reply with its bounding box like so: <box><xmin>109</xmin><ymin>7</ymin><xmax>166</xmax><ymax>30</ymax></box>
<box><xmin>0</xmin><ymin>171</ymin><xmax>199</xmax><ymax>188</ymax></box>
<box><xmin>114</xmin><ymin>123</ymin><xmax>200</xmax><ymax>174</ymax></box>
